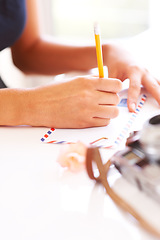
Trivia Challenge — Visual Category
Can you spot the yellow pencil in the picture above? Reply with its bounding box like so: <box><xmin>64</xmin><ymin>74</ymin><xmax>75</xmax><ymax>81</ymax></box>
<box><xmin>94</xmin><ymin>23</ymin><xmax>104</xmax><ymax>78</ymax></box>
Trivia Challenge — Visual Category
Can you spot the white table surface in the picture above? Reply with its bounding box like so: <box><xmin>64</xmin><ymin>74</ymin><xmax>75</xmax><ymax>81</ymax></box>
<box><xmin>1</xmin><ymin>29</ymin><xmax>160</xmax><ymax>240</ymax></box>
<box><xmin>0</xmin><ymin>124</ymin><xmax>159</xmax><ymax>240</ymax></box>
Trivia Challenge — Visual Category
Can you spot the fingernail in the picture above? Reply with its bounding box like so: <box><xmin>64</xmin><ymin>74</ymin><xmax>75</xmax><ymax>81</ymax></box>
<box><xmin>130</xmin><ymin>103</ymin><xmax>136</xmax><ymax>112</ymax></box>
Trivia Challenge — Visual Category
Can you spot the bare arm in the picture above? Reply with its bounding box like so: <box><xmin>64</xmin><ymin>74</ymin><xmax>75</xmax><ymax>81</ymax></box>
<box><xmin>10</xmin><ymin>0</ymin><xmax>160</xmax><ymax>113</ymax></box>
<box><xmin>1</xmin><ymin>0</ymin><xmax>122</xmax><ymax>128</ymax></box>
<box><xmin>0</xmin><ymin>77</ymin><xmax>122</xmax><ymax>128</ymax></box>
<box><xmin>11</xmin><ymin>0</ymin><xmax>98</xmax><ymax>75</ymax></box>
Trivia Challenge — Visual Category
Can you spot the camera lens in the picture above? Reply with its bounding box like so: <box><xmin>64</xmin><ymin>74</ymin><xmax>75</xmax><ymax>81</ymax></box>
<box><xmin>149</xmin><ymin>115</ymin><xmax>160</xmax><ymax>125</ymax></box>
<box><xmin>140</xmin><ymin>114</ymin><xmax>160</xmax><ymax>163</ymax></box>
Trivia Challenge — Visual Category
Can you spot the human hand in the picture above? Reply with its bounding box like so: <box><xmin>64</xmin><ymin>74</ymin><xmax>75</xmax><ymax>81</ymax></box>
<box><xmin>25</xmin><ymin>75</ymin><xmax>122</xmax><ymax>128</ymax></box>
<box><xmin>103</xmin><ymin>44</ymin><xmax>160</xmax><ymax>111</ymax></box>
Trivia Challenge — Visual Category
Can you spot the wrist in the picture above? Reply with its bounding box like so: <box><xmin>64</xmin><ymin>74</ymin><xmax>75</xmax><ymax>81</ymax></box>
<box><xmin>0</xmin><ymin>89</ymin><xmax>30</xmax><ymax>126</ymax></box>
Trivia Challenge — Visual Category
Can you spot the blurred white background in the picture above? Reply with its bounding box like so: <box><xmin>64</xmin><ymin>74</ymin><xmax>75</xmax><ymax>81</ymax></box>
<box><xmin>0</xmin><ymin>0</ymin><xmax>160</xmax><ymax>87</ymax></box>
<box><xmin>49</xmin><ymin>0</ymin><xmax>149</xmax><ymax>40</ymax></box>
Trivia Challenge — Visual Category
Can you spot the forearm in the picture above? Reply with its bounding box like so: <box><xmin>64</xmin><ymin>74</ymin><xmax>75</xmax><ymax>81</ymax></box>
<box><xmin>11</xmin><ymin>38</ymin><xmax>99</xmax><ymax>75</ymax></box>
<box><xmin>0</xmin><ymin>89</ymin><xmax>28</xmax><ymax>126</ymax></box>
<box><xmin>0</xmin><ymin>76</ymin><xmax>122</xmax><ymax>128</ymax></box>
<box><xmin>11</xmin><ymin>35</ymin><xmax>136</xmax><ymax>78</ymax></box>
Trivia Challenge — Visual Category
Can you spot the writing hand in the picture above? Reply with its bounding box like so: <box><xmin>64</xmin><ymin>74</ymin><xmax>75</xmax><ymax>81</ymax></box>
<box><xmin>25</xmin><ymin>76</ymin><xmax>122</xmax><ymax>128</ymax></box>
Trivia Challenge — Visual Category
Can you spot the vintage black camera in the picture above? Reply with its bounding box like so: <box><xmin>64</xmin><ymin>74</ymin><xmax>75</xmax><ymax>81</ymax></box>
<box><xmin>111</xmin><ymin>114</ymin><xmax>160</xmax><ymax>203</ymax></box>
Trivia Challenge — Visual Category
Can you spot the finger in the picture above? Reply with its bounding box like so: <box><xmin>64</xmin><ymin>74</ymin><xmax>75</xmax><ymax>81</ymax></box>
<box><xmin>142</xmin><ymin>75</ymin><xmax>160</xmax><ymax>105</ymax></box>
<box><xmin>91</xmin><ymin>117</ymin><xmax>111</xmax><ymax>127</ymax></box>
<box><xmin>94</xmin><ymin>77</ymin><xmax>122</xmax><ymax>93</ymax></box>
<box><xmin>94</xmin><ymin>105</ymin><xmax>119</xmax><ymax>119</ymax></box>
<box><xmin>127</xmin><ymin>71</ymin><xmax>142</xmax><ymax>112</ymax></box>
<box><xmin>95</xmin><ymin>91</ymin><xmax>120</xmax><ymax>106</ymax></box>
<box><xmin>156</xmin><ymin>77</ymin><xmax>160</xmax><ymax>85</ymax></box>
